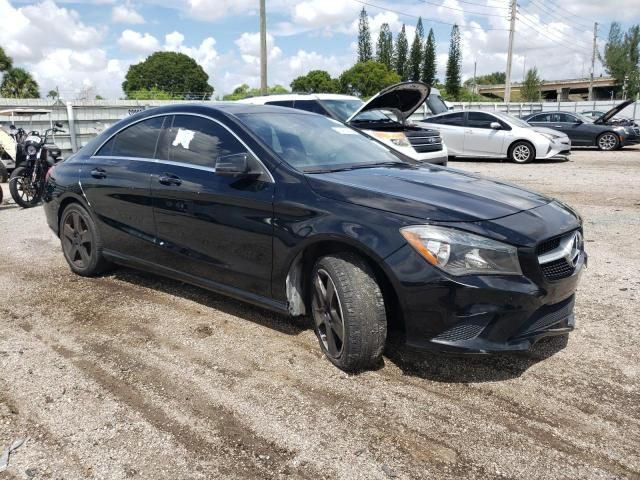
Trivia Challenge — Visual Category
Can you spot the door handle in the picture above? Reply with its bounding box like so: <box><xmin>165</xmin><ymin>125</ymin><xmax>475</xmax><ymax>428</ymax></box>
<box><xmin>159</xmin><ymin>174</ymin><xmax>182</xmax><ymax>186</ymax></box>
<box><xmin>91</xmin><ymin>168</ymin><xmax>106</xmax><ymax>179</ymax></box>
<box><xmin>465</xmin><ymin>129</ymin><xmax>473</xmax><ymax>134</ymax></box>
<box><xmin>553</xmin><ymin>125</ymin><xmax>563</xmax><ymax>128</ymax></box>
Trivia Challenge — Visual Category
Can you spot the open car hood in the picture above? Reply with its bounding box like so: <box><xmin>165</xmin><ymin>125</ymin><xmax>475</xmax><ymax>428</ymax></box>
<box><xmin>346</xmin><ymin>81</ymin><xmax>431</xmax><ymax>124</ymax></box>
<box><xmin>0</xmin><ymin>128</ymin><xmax>17</xmax><ymax>161</ymax></box>
<box><xmin>594</xmin><ymin>99</ymin><xmax>633</xmax><ymax>124</ymax></box>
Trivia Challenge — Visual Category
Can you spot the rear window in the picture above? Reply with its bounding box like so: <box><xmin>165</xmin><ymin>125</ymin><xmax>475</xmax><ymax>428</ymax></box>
<box><xmin>293</xmin><ymin>100</ymin><xmax>327</xmax><ymax>115</ymax></box>
<box><xmin>96</xmin><ymin>116</ymin><xmax>165</xmax><ymax>158</ymax></box>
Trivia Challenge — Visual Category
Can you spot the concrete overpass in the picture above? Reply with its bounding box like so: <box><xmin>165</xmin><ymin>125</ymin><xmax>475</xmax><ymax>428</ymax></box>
<box><xmin>477</xmin><ymin>76</ymin><xmax>618</xmax><ymax>101</ymax></box>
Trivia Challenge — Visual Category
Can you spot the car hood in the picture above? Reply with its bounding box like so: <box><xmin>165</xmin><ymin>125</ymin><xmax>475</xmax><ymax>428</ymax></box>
<box><xmin>594</xmin><ymin>99</ymin><xmax>634</xmax><ymax>124</ymax></box>
<box><xmin>346</xmin><ymin>81</ymin><xmax>431</xmax><ymax>124</ymax></box>
<box><xmin>306</xmin><ymin>164</ymin><xmax>552</xmax><ymax>222</ymax></box>
<box><xmin>531</xmin><ymin>126</ymin><xmax>569</xmax><ymax>137</ymax></box>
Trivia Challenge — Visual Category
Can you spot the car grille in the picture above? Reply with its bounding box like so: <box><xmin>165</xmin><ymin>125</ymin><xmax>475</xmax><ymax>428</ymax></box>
<box><xmin>432</xmin><ymin>316</ymin><xmax>487</xmax><ymax>342</ymax></box>
<box><xmin>405</xmin><ymin>130</ymin><xmax>443</xmax><ymax>153</ymax></box>
<box><xmin>536</xmin><ymin>230</ymin><xmax>583</xmax><ymax>281</ymax></box>
<box><xmin>541</xmin><ymin>258</ymin><xmax>576</xmax><ymax>280</ymax></box>
<box><xmin>519</xmin><ymin>296</ymin><xmax>575</xmax><ymax>336</ymax></box>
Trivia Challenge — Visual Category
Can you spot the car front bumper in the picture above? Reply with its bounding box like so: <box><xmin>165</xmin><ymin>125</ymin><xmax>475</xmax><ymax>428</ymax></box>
<box><xmin>542</xmin><ymin>138</ymin><xmax>571</xmax><ymax>159</ymax></box>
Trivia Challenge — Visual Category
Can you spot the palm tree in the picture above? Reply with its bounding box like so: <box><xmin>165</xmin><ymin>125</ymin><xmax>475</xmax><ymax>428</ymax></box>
<box><xmin>0</xmin><ymin>68</ymin><xmax>40</xmax><ymax>98</ymax></box>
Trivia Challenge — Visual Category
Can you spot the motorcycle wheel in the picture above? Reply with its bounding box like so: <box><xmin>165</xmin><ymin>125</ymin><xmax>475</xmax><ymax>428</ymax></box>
<box><xmin>9</xmin><ymin>166</ymin><xmax>41</xmax><ymax>208</ymax></box>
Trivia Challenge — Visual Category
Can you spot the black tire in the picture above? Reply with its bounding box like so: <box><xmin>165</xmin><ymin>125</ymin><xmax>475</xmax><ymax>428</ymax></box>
<box><xmin>0</xmin><ymin>162</ymin><xmax>8</xmax><ymax>183</ymax></box>
<box><xmin>597</xmin><ymin>132</ymin><xmax>619</xmax><ymax>151</ymax></box>
<box><xmin>9</xmin><ymin>166</ymin><xmax>40</xmax><ymax>208</ymax></box>
<box><xmin>508</xmin><ymin>141</ymin><xmax>535</xmax><ymax>164</ymax></box>
<box><xmin>60</xmin><ymin>203</ymin><xmax>112</xmax><ymax>277</ymax></box>
<box><xmin>311</xmin><ymin>253</ymin><xmax>387</xmax><ymax>372</ymax></box>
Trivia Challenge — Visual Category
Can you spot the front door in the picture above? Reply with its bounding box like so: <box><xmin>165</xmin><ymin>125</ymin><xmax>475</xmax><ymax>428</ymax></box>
<box><xmin>151</xmin><ymin>114</ymin><xmax>275</xmax><ymax>298</ymax></box>
<box><xmin>463</xmin><ymin>111</ymin><xmax>507</xmax><ymax>157</ymax></box>
<box><xmin>81</xmin><ymin>115</ymin><xmax>166</xmax><ymax>261</ymax></box>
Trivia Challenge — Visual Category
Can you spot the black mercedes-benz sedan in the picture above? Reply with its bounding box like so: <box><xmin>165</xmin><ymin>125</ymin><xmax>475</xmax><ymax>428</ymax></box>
<box><xmin>44</xmin><ymin>103</ymin><xmax>586</xmax><ymax>371</ymax></box>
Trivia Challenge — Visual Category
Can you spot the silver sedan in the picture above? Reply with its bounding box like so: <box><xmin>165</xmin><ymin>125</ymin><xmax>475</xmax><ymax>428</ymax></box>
<box><xmin>417</xmin><ymin>110</ymin><xmax>571</xmax><ymax>163</ymax></box>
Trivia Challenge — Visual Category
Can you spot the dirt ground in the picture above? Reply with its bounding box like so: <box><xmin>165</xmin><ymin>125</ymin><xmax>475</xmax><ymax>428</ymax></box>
<box><xmin>0</xmin><ymin>148</ymin><xmax>638</xmax><ymax>480</ymax></box>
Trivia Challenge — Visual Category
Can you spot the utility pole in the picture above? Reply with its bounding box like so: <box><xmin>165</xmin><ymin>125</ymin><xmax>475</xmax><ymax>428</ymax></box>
<box><xmin>259</xmin><ymin>0</ymin><xmax>267</xmax><ymax>95</ymax></box>
<box><xmin>504</xmin><ymin>0</ymin><xmax>517</xmax><ymax>103</ymax></box>
<box><xmin>588</xmin><ymin>22</ymin><xmax>598</xmax><ymax>101</ymax></box>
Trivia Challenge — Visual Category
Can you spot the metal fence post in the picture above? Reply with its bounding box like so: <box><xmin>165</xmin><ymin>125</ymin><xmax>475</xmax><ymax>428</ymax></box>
<box><xmin>65</xmin><ymin>102</ymin><xmax>78</xmax><ymax>153</ymax></box>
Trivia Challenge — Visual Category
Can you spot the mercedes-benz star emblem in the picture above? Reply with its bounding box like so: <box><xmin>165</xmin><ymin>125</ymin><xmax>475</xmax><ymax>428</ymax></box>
<box><xmin>565</xmin><ymin>231</ymin><xmax>582</xmax><ymax>267</ymax></box>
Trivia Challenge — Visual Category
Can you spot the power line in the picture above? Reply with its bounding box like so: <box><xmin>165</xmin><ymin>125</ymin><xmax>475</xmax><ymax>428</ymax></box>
<box><xmin>417</xmin><ymin>0</ymin><xmax>509</xmax><ymax>18</ymax></box>
<box><xmin>350</xmin><ymin>0</ymin><xmax>510</xmax><ymax>31</ymax></box>
<box><xmin>526</xmin><ymin>0</ymin><xmax>592</xmax><ymax>30</ymax></box>
<box><xmin>517</xmin><ymin>7</ymin><xmax>593</xmax><ymax>50</ymax></box>
<box><xmin>531</xmin><ymin>0</ymin><xmax>595</xmax><ymax>29</ymax></box>
<box><xmin>454</xmin><ymin>0</ymin><xmax>510</xmax><ymax>10</ymax></box>
<box><xmin>516</xmin><ymin>14</ymin><xmax>592</xmax><ymax>55</ymax></box>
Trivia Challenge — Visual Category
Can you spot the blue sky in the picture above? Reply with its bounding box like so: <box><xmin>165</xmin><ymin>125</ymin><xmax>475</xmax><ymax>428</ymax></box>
<box><xmin>1</xmin><ymin>0</ymin><xmax>638</xmax><ymax>99</ymax></box>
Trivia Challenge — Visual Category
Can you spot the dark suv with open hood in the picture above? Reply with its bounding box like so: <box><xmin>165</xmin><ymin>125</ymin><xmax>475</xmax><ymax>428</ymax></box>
<box><xmin>239</xmin><ymin>82</ymin><xmax>448</xmax><ymax>165</ymax></box>
<box><xmin>43</xmin><ymin>103</ymin><xmax>586</xmax><ymax>372</ymax></box>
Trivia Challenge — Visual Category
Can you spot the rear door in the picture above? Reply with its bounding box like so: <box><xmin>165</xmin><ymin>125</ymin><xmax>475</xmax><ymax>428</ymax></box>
<box><xmin>424</xmin><ymin>112</ymin><xmax>466</xmax><ymax>155</ymax></box>
<box><xmin>463</xmin><ymin>112</ymin><xmax>507</xmax><ymax>157</ymax></box>
<box><xmin>82</xmin><ymin>115</ymin><xmax>166</xmax><ymax>260</ymax></box>
<box><xmin>151</xmin><ymin>114</ymin><xmax>275</xmax><ymax>297</ymax></box>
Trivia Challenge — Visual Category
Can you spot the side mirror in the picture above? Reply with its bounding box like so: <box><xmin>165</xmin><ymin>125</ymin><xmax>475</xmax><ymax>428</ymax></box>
<box><xmin>574</xmin><ymin>119</ymin><xmax>583</xmax><ymax>125</ymax></box>
<box><xmin>490</xmin><ymin>122</ymin><xmax>502</xmax><ymax>130</ymax></box>
<box><xmin>215</xmin><ymin>153</ymin><xmax>250</xmax><ymax>177</ymax></box>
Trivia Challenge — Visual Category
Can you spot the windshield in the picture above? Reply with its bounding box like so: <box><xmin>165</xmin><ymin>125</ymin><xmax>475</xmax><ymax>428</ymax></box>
<box><xmin>491</xmin><ymin>111</ymin><xmax>532</xmax><ymax>128</ymax></box>
<box><xmin>426</xmin><ymin>94</ymin><xmax>448</xmax><ymax>115</ymax></box>
<box><xmin>237</xmin><ymin>112</ymin><xmax>404</xmax><ymax>173</ymax></box>
<box><xmin>319</xmin><ymin>99</ymin><xmax>392</xmax><ymax>123</ymax></box>
<box><xmin>573</xmin><ymin>113</ymin><xmax>594</xmax><ymax>123</ymax></box>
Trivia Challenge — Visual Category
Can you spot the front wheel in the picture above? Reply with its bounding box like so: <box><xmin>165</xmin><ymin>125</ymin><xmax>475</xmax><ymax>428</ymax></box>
<box><xmin>509</xmin><ymin>141</ymin><xmax>535</xmax><ymax>164</ymax></box>
<box><xmin>9</xmin><ymin>166</ymin><xmax>41</xmax><ymax>208</ymax></box>
<box><xmin>597</xmin><ymin>132</ymin><xmax>619</xmax><ymax>151</ymax></box>
<box><xmin>311</xmin><ymin>253</ymin><xmax>387</xmax><ymax>372</ymax></box>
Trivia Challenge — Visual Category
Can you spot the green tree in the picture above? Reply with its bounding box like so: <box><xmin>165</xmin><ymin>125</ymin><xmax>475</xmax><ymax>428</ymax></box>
<box><xmin>421</xmin><ymin>28</ymin><xmax>437</xmax><ymax>85</ymax></box>
<box><xmin>0</xmin><ymin>46</ymin><xmax>12</xmax><ymax>73</ymax></box>
<box><xmin>357</xmin><ymin>8</ymin><xmax>373</xmax><ymax>63</ymax></box>
<box><xmin>376</xmin><ymin>23</ymin><xmax>394</xmax><ymax>71</ymax></box>
<box><xmin>445</xmin><ymin>25</ymin><xmax>462</xmax><ymax>99</ymax></box>
<box><xmin>222</xmin><ymin>83</ymin><xmax>289</xmax><ymax>100</ymax></box>
<box><xmin>395</xmin><ymin>24</ymin><xmax>409</xmax><ymax>80</ymax></box>
<box><xmin>122</xmin><ymin>51</ymin><xmax>214</xmax><ymax>100</ymax></box>
<box><xmin>408</xmin><ymin>18</ymin><xmax>424</xmax><ymax>81</ymax></box>
<box><xmin>0</xmin><ymin>68</ymin><xmax>39</xmax><ymax>98</ymax></box>
<box><xmin>520</xmin><ymin>67</ymin><xmax>542</xmax><ymax>101</ymax></box>
<box><xmin>465</xmin><ymin>71</ymin><xmax>506</xmax><ymax>86</ymax></box>
<box><xmin>47</xmin><ymin>89</ymin><xmax>58</xmax><ymax>99</ymax></box>
<box><xmin>339</xmin><ymin>60</ymin><xmax>401</xmax><ymax>97</ymax></box>
<box><xmin>127</xmin><ymin>87</ymin><xmax>176</xmax><ymax>100</ymax></box>
<box><xmin>290</xmin><ymin>70</ymin><xmax>339</xmax><ymax>93</ymax></box>
<box><xmin>602</xmin><ymin>22</ymin><xmax>640</xmax><ymax>98</ymax></box>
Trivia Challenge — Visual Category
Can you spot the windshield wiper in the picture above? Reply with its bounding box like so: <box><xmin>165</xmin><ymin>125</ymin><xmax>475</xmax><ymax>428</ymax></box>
<box><xmin>305</xmin><ymin>162</ymin><xmax>408</xmax><ymax>173</ymax></box>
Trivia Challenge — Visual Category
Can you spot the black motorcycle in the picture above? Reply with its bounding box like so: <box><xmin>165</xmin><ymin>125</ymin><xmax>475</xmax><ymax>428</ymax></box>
<box><xmin>9</xmin><ymin>123</ymin><xmax>64</xmax><ymax>208</ymax></box>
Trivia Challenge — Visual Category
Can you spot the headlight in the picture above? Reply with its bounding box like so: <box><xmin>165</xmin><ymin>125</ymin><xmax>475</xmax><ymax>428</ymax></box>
<box><xmin>26</xmin><ymin>145</ymin><xmax>37</xmax><ymax>156</ymax></box>
<box><xmin>539</xmin><ymin>132</ymin><xmax>556</xmax><ymax>141</ymax></box>
<box><xmin>368</xmin><ymin>130</ymin><xmax>411</xmax><ymax>147</ymax></box>
<box><xmin>400</xmin><ymin>225</ymin><xmax>522</xmax><ymax>276</ymax></box>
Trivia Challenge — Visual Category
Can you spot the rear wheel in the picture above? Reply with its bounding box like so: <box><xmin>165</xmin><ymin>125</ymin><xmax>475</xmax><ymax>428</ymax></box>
<box><xmin>9</xmin><ymin>166</ymin><xmax>40</xmax><ymax>208</ymax></box>
<box><xmin>597</xmin><ymin>132</ymin><xmax>619</xmax><ymax>151</ymax></box>
<box><xmin>60</xmin><ymin>203</ymin><xmax>112</xmax><ymax>276</ymax></box>
<box><xmin>311</xmin><ymin>253</ymin><xmax>387</xmax><ymax>372</ymax></box>
<box><xmin>509</xmin><ymin>141</ymin><xmax>535</xmax><ymax>164</ymax></box>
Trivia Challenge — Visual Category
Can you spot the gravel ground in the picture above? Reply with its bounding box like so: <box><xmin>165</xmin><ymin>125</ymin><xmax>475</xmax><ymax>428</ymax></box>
<box><xmin>0</xmin><ymin>148</ymin><xmax>638</xmax><ymax>480</ymax></box>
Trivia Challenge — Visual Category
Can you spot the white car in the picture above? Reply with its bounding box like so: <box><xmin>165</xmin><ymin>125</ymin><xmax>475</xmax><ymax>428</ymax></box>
<box><xmin>417</xmin><ymin>110</ymin><xmax>571</xmax><ymax>164</ymax></box>
<box><xmin>238</xmin><ymin>82</ymin><xmax>449</xmax><ymax>166</ymax></box>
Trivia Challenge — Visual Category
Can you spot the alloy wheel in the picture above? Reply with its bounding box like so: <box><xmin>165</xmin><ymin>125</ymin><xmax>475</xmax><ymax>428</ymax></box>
<box><xmin>312</xmin><ymin>268</ymin><xmax>346</xmax><ymax>358</ymax></box>
<box><xmin>598</xmin><ymin>133</ymin><xmax>617</xmax><ymax>150</ymax></box>
<box><xmin>512</xmin><ymin>144</ymin><xmax>532</xmax><ymax>163</ymax></box>
<box><xmin>62</xmin><ymin>211</ymin><xmax>93</xmax><ymax>269</ymax></box>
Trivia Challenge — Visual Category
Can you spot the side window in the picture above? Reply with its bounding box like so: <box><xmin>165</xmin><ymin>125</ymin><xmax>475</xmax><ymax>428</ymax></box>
<box><xmin>265</xmin><ymin>100</ymin><xmax>294</xmax><ymax>108</ymax></box>
<box><xmin>437</xmin><ymin>112</ymin><xmax>465</xmax><ymax>126</ymax></box>
<box><xmin>96</xmin><ymin>116</ymin><xmax>165</xmax><ymax>158</ymax></box>
<box><xmin>531</xmin><ymin>113</ymin><xmax>550</xmax><ymax>122</ymax></box>
<box><xmin>467</xmin><ymin>112</ymin><xmax>496</xmax><ymax>129</ymax></box>
<box><xmin>167</xmin><ymin>115</ymin><xmax>246</xmax><ymax>168</ymax></box>
<box><xmin>558</xmin><ymin>113</ymin><xmax>577</xmax><ymax>123</ymax></box>
<box><xmin>293</xmin><ymin>100</ymin><xmax>328</xmax><ymax>116</ymax></box>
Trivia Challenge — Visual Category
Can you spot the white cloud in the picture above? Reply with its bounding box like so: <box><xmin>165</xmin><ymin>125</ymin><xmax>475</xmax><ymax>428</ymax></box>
<box><xmin>186</xmin><ymin>0</ymin><xmax>258</xmax><ymax>21</ymax></box>
<box><xmin>112</xmin><ymin>4</ymin><xmax>145</xmax><ymax>24</ymax></box>
<box><xmin>163</xmin><ymin>31</ymin><xmax>219</xmax><ymax>77</ymax></box>
<box><xmin>235</xmin><ymin>32</ymin><xmax>282</xmax><ymax>65</ymax></box>
<box><xmin>117</xmin><ymin>29</ymin><xmax>160</xmax><ymax>53</ymax></box>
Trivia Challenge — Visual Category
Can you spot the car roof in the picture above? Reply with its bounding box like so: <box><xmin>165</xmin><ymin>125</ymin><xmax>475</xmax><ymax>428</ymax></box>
<box><xmin>134</xmin><ymin>101</ymin><xmax>318</xmax><ymax>117</ymax></box>
<box><xmin>237</xmin><ymin>93</ymin><xmax>360</xmax><ymax>104</ymax></box>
